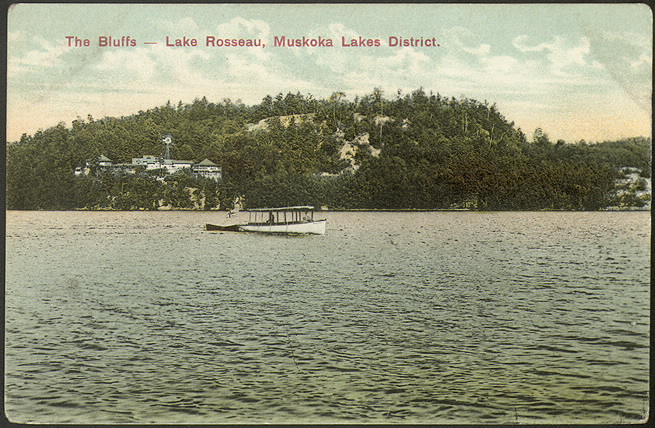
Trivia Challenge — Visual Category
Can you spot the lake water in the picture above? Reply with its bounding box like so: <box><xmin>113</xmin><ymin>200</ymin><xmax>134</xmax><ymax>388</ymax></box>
<box><xmin>4</xmin><ymin>210</ymin><xmax>650</xmax><ymax>424</ymax></box>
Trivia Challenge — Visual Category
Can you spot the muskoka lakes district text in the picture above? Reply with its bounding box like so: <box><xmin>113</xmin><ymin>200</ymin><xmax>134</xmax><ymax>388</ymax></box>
<box><xmin>65</xmin><ymin>35</ymin><xmax>440</xmax><ymax>48</ymax></box>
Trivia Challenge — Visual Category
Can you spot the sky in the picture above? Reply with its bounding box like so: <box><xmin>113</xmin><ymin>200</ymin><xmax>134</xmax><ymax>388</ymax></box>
<box><xmin>6</xmin><ymin>2</ymin><xmax>653</xmax><ymax>143</ymax></box>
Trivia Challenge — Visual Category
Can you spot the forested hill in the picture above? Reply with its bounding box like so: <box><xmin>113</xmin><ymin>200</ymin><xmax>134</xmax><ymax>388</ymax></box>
<box><xmin>6</xmin><ymin>89</ymin><xmax>651</xmax><ymax>210</ymax></box>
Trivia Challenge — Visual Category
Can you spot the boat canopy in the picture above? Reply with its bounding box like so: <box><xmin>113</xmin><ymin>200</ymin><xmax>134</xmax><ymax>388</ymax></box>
<box><xmin>247</xmin><ymin>206</ymin><xmax>315</xmax><ymax>212</ymax></box>
<box><xmin>246</xmin><ymin>206</ymin><xmax>317</xmax><ymax>226</ymax></box>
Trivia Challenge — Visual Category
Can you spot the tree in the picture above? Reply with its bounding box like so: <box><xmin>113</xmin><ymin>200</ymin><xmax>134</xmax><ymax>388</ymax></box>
<box><xmin>6</xmin><ymin>91</ymin><xmax>649</xmax><ymax>211</ymax></box>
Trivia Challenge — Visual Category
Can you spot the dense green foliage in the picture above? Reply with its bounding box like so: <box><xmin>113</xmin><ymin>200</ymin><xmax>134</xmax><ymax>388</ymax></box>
<box><xmin>6</xmin><ymin>89</ymin><xmax>651</xmax><ymax>210</ymax></box>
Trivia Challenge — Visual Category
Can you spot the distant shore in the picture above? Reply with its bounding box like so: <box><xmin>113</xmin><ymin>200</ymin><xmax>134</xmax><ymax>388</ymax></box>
<box><xmin>6</xmin><ymin>207</ymin><xmax>650</xmax><ymax>213</ymax></box>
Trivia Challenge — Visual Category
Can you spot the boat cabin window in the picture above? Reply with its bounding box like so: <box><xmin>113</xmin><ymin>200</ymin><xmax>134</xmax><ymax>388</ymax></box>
<box><xmin>248</xmin><ymin>208</ymin><xmax>315</xmax><ymax>225</ymax></box>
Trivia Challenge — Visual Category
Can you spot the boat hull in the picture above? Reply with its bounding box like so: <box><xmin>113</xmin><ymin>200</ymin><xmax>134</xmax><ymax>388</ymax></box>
<box><xmin>239</xmin><ymin>220</ymin><xmax>327</xmax><ymax>235</ymax></box>
<box><xmin>205</xmin><ymin>224</ymin><xmax>242</xmax><ymax>232</ymax></box>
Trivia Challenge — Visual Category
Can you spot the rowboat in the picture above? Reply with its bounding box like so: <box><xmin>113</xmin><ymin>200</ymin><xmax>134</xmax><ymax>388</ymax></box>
<box><xmin>205</xmin><ymin>224</ymin><xmax>242</xmax><ymax>232</ymax></box>
<box><xmin>206</xmin><ymin>206</ymin><xmax>327</xmax><ymax>235</ymax></box>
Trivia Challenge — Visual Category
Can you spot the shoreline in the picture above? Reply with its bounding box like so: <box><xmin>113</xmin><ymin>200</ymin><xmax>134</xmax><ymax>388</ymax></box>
<box><xmin>5</xmin><ymin>207</ymin><xmax>651</xmax><ymax>213</ymax></box>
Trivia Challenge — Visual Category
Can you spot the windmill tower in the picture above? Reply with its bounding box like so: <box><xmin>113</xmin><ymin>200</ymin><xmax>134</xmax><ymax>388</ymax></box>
<box><xmin>162</xmin><ymin>134</ymin><xmax>173</xmax><ymax>160</ymax></box>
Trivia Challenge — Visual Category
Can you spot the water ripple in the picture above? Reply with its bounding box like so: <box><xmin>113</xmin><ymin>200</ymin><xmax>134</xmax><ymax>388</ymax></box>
<box><xmin>5</xmin><ymin>211</ymin><xmax>650</xmax><ymax>424</ymax></box>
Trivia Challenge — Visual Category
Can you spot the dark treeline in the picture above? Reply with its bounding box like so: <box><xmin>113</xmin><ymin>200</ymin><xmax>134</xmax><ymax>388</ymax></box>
<box><xmin>6</xmin><ymin>89</ymin><xmax>651</xmax><ymax>210</ymax></box>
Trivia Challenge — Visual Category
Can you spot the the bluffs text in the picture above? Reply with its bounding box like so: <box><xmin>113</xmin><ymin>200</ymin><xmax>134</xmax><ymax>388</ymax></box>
<box><xmin>65</xmin><ymin>35</ymin><xmax>440</xmax><ymax>49</ymax></box>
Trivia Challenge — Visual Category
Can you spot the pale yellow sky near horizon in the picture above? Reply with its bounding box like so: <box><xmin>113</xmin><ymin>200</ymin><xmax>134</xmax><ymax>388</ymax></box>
<box><xmin>6</xmin><ymin>3</ymin><xmax>652</xmax><ymax>143</ymax></box>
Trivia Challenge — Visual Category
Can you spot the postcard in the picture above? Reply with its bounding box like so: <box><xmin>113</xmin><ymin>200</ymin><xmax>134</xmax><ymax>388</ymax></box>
<box><xmin>5</xmin><ymin>2</ymin><xmax>651</xmax><ymax>425</ymax></box>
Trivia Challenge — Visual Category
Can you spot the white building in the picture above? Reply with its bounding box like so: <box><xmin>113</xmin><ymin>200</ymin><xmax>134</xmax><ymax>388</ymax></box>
<box><xmin>76</xmin><ymin>154</ymin><xmax>114</xmax><ymax>175</ymax></box>
<box><xmin>97</xmin><ymin>155</ymin><xmax>113</xmax><ymax>167</ymax></box>
<box><xmin>130</xmin><ymin>156</ymin><xmax>194</xmax><ymax>174</ymax></box>
<box><xmin>163</xmin><ymin>159</ymin><xmax>194</xmax><ymax>174</ymax></box>
<box><xmin>192</xmin><ymin>159</ymin><xmax>223</xmax><ymax>181</ymax></box>
<box><xmin>132</xmin><ymin>155</ymin><xmax>162</xmax><ymax>170</ymax></box>
<box><xmin>77</xmin><ymin>154</ymin><xmax>221</xmax><ymax>180</ymax></box>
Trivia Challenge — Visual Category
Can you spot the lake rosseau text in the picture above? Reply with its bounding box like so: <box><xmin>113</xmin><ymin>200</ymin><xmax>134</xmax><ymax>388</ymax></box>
<box><xmin>66</xmin><ymin>35</ymin><xmax>441</xmax><ymax>49</ymax></box>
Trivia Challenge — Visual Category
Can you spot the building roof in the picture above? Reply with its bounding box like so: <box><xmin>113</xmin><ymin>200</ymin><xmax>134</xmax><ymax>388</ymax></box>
<box><xmin>197</xmin><ymin>158</ymin><xmax>217</xmax><ymax>166</ymax></box>
<box><xmin>163</xmin><ymin>159</ymin><xmax>194</xmax><ymax>165</ymax></box>
<box><xmin>98</xmin><ymin>155</ymin><xmax>112</xmax><ymax>162</ymax></box>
